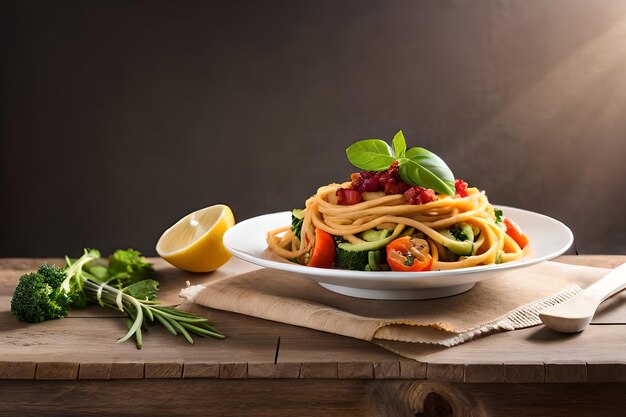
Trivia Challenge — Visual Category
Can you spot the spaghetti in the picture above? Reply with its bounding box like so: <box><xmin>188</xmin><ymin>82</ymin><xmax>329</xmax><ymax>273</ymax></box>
<box><xmin>267</xmin><ymin>182</ymin><xmax>528</xmax><ymax>272</ymax></box>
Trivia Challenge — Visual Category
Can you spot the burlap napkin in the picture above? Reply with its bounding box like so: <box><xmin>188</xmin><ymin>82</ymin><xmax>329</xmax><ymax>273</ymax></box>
<box><xmin>180</xmin><ymin>261</ymin><xmax>609</xmax><ymax>358</ymax></box>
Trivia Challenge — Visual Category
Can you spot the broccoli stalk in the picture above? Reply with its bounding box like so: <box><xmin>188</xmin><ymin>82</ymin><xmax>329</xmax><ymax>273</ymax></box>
<box><xmin>10</xmin><ymin>249</ymin><xmax>224</xmax><ymax>349</ymax></box>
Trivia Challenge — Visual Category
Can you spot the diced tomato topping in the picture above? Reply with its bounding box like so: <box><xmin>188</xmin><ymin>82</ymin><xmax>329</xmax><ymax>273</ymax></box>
<box><xmin>382</xmin><ymin>179</ymin><xmax>410</xmax><ymax>195</ymax></box>
<box><xmin>404</xmin><ymin>186</ymin><xmax>436</xmax><ymax>205</ymax></box>
<box><xmin>378</xmin><ymin>161</ymin><xmax>410</xmax><ymax>195</ymax></box>
<box><xmin>352</xmin><ymin>163</ymin><xmax>410</xmax><ymax>195</ymax></box>
<box><xmin>336</xmin><ymin>188</ymin><xmax>363</xmax><ymax>205</ymax></box>
<box><xmin>455</xmin><ymin>179</ymin><xmax>469</xmax><ymax>197</ymax></box>
<box><xmin>350</xmin><ymin>171</ymin><xmax>382</xmax><ymax>192</ymax></box>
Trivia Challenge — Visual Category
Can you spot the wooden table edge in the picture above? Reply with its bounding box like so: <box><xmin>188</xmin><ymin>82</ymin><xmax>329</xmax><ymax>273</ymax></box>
<box><xmin>2</xmin><ymin>255</ymin><xmax>626</xmax><ymax>383</ymax></box>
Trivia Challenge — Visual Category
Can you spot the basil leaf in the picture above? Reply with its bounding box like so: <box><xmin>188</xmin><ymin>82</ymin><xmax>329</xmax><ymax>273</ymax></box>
<box><xmin>399</xmin><ymin>147</ymin><xmax>456</xmax><ymax>195</ymax></box>
<box><xmin>346</xmin><ymin>139</ymin><xmax>396</xmax><ymax>171</ymax></box>
<box><xmin>392</xmin><ymin>130</ymin><xmax>406</xmax><ymax>158</ymax></box>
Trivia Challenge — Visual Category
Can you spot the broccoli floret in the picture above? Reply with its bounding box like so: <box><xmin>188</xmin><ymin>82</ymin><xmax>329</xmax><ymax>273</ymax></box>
<box><xmin>336</xmin><ymin>246</ymin><xmax>370</xmax><ymax>270</ymax></box>
<box><xmin>37</xmin><ymin>263</ymin><xmax>67</xmax><ymax>287</ymax></box>
<box><xmin>11</xmin><ymin>265</ymin><xmax>70</xmax><ymax>323</ymax></box>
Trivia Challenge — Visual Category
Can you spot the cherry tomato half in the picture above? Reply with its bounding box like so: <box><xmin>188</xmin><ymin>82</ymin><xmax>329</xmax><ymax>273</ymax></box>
<box><xmin>386</xmin><ymin>236</ymin><xmax>433</xmax><ymax>272</ymax></box>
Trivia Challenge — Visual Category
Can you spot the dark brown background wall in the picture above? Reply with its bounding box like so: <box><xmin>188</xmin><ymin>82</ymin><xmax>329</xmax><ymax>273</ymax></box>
<box><xmin>2</xmin><ymin>0</ymin><xmax>626</xmax><ymax>257</ymax></box>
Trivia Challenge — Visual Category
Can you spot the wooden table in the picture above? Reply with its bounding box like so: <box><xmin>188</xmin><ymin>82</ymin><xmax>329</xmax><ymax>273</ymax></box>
<box><xmin>1</xmin><ymin>255</ymin><xmax>626</xmax><ymax>416</ymax></box>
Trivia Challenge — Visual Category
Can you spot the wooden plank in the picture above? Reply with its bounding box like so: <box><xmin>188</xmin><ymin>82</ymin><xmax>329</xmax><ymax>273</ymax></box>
<box><xmin>145</xmin><ymin>361</ymin><xmax>183</xmax><ymax>378</ymax></box>
<box><xmin>426</xmin><ymin>363</ymin><xmax>464</xmax><ymax>381</ymax></box>
<box><xmin>300</xmin><ymin>362</ymin><xmax>337</xmax><ymax>379</ymax></box>
<box><xmin>399</xmin><ymin>360</ymin><xmax>427</xmax><ymax>379</ymax></box>
<box><xmin>545</xmin><ymin>361</ymin><xmax>587</xmax><ymax>383</ymax></box>
<box><xmin>35</xmin><ymin>362</ymin><xmax>78</xmax><ymax>380</ymax></box>
<box><xmin>504</xmin><ymin>362</ymin><xmax>545</xmax><ymax>383</ymax></box>
<box><xmin>248</xmin><ymin>363</ymin><xmax>301</xmax><ymax>378</ymax></box>
<box><xmin>109</xmin><ymin>362</ymin><xmax>144</xmax><ymax>379</ymax></box>
<box><xmin>373</xmin><ymin>361</ymin><xmax>400</xmax><ymax>379</ymax></box>
<box><xmin>464</xmin><ymin>363</ymin><xmax>504</xmax><ymax>383</ymax></box>
<box><xmin>183</xmin><ymin>362</ymin><xmax>220</xmax><ymax>378</ymax></box>
<box><xmin>78</xmin><ymin>363</ymin><xmax>112</xmax><ymax>380</ymax></box>
<box><xmin>219</xmin><ymin>362</ymin><xmax>247</xmax><ymax>379</ymax></box>
<box><xmin>338</xmin><ymin>362</ymin><xmax>373</xmax><ymax>379</ymax></box>
<box><xmin>0</xmin><ymin>362</ymin><xmax>35</xmax><ymax>379</ymax></box>
<box><xmin>587</xmin><ymin>361</ymin><xmax>626</xmax><ymax>382</ymax></box>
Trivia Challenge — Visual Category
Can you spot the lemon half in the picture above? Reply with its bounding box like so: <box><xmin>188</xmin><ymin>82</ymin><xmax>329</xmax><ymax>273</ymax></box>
<box><xmin>156</xmin><ymin>204</ymin><xmax>235</xmax><ymax>272</ymax></box>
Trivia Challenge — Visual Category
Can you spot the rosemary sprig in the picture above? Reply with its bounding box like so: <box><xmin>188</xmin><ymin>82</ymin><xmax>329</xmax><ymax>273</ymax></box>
<box><xmin>83</xmin><ymin>280</ymin><xmax>224</xmax><ymax>349</ymax></box>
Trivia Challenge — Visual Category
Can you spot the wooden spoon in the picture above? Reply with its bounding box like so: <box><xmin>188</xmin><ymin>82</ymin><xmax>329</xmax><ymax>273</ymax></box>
<box><xmin>539</xmin><ymin>262</ymin><xmax>626</xmax><ymax>333</ymax></box>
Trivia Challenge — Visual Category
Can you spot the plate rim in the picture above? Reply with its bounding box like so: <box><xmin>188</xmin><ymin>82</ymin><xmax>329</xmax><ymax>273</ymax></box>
<box><xmin>222</xmin><ymin>205</ymin><xmax>574</xmax><ymax>281</ymax></box>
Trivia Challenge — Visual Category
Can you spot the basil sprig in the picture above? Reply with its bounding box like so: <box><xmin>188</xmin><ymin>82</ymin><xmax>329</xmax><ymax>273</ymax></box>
<box><xmin>346</xmin><ymin>130</ymin><xmax>456</xmax><ymax>195</ymax></box>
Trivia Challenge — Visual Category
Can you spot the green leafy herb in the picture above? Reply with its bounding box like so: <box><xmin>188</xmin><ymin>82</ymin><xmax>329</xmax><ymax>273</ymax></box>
<box><xmin>10</xmin><ymin>249</ymin><xmax>224</xmax><ymax>349</ymax></box>
<box><xmin>403</xmin><ymin>252</ymin><xmax>415</xmax><ymax>267</ymax></box>
<box><xmin>345</xmin><ymin>139</ymin><xmax>396</xmax><ymax>171</ymax></box>
<box><xmin>449</xmin><ymin>226</ymin><xmax>469</xmax><ymax>242</ymax></box>
<box><xmin>107</xmin><ymin>249</ymin><xmax>155</xmax><ymax>287</ymax></box>
<box><xmin>392</xmin><ymin>130</ymin><xmax>407</xmax><ymax>158</ymax></box>
<box><xmin>122</xmin><ymin>279</ymin><xmax>159</xmax><ymax>301</ymax></box>
<box><xmin>400</xmin><ymin>147</ymin><xmax>455</xmax><ymax>195</ymax></box>
<box><xmin>494</xmin><ymin>208</ymin><xmax>504</xmax><ymax>224</ymax></box>
<box><xmin>493</xmin><ymin>208</ymin><xmax>507</xmax><ymax>231</ymax></box>
<box><xmin>345</xmin><ymin>130</ymin><xmax>456</xmax><ymax>195</ymax></box>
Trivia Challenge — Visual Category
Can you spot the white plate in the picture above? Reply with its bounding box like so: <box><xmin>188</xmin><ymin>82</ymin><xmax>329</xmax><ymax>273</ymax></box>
<box><xmin>222</xmin><ymin>207</ymin><xmax>573</xmax><ymax>300</ymax></box>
